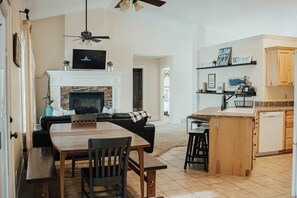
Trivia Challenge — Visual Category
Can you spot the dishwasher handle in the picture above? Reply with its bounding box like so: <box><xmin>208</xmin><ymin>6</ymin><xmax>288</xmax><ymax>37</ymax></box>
<box><xmin>260</xmin><ymin>111</ymin><xmax>284</xmax><ymax>117</ymax></box>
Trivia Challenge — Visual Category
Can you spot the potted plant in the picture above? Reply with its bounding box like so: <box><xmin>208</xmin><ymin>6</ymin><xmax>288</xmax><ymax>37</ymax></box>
<box><xmin>43</xmin><ymin>96</ymin><xmax>54</xmax><ymax>116</ymax></box>
<box><xmin>63</xmin><ymin>60</ymin><xmax>70</xmax><ymax>71</ymax></box>
<box><xmin>106</xmin><ymin>61</ymin><xmax>113</xmax><ymax>72</ymax></box>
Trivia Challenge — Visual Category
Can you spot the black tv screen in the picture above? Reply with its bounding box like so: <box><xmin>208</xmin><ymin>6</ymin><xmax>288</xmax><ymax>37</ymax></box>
<box><xmin>72</xmin><ymin>49</ymin><xmax>106</xmax><ymax>69</ymax></box>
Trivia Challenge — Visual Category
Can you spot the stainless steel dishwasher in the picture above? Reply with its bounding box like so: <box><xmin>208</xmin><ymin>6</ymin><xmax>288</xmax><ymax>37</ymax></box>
<box><xmin>258</xmin><ymin>111</ymin><xmax>284</xmax><ymax>156</ymax></box>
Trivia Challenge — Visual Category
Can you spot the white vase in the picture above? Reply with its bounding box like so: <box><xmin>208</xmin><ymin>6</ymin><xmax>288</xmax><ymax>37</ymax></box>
<box><xmin>107</xmin><ymin>66</ymin><xmax>113</xmax><ymax>72</ymax></box>
<box><xmin>64</xmin><ymin>65</ymin><xmax>70</xmax><ymax>71</ymax></box>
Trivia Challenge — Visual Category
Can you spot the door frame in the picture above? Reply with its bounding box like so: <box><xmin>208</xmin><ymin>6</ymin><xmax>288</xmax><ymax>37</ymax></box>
<box><xmin>0</xmin><ymin>1</ymin><xmax>14</xmax><ymax>197</ymax></box>
<box><xmin>159</xmin><ymin>66</ymin><xmax>170</xmax><ymax>121</ymax></box>
<box><xmin>133</xmin><ymin>65</ymin><xmax>146</xmax><ymax>111</ymax></box>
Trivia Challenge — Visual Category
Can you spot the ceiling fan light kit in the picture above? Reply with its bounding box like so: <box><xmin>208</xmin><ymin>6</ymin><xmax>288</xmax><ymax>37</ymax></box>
<box><xmin>116</xmin><ymin>0</ymin><xmax>165</xmax><ymax>12</ymax></box>
<box><xmin>134</xmin><ymin>1</ymin><xmax>144</xmax><ymax>12</ymax></box>
<box><xmin>120</xmin><ymin>0</ymin><xmax>130</xmax><ymax>12</ymax></box>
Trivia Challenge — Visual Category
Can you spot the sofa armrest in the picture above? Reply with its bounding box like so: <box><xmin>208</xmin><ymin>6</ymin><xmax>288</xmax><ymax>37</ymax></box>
<box><xmin>143</xmin><ymin>123</ymin><xmax>155</xmax><ymax>153</ymax></box>
<box><xmin>32</xmin><ymin>130</ymin><xmax>52</xmax><ymax>147</ymax></box>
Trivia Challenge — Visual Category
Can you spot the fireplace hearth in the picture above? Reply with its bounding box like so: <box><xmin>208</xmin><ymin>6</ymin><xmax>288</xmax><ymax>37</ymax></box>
<box><xmin>69</xmin><ymin>92</ymin><xmax>104</xmax><ymax>114</ymax></box>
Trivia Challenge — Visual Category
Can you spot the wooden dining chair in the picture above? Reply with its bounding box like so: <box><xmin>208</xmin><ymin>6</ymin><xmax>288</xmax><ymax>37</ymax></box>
<box><xmin>70</xmin><ymin>114</ymin><xmax>97</xmax><ymax>124</ymax></box>
<box><xmin>81</xmin><ymin>137</ymin><xmax>132</xmax><ymax>198</ymax></box>
<box><xmin>70</xmin><ymin>114</ymin><xmax>97</xmax><ymax>177</ymax></box>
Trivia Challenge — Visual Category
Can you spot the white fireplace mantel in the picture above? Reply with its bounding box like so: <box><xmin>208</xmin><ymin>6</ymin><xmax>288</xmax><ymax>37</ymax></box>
<box><xmin>46</xmin><ymin>70</ymin><xmax>126</xmax><ymax>111</ymax></box>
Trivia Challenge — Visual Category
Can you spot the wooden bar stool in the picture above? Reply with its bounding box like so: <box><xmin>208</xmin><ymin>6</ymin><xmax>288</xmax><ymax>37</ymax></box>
<box><xmin>184</xmin><ymin>127</ymin><xmax>209</xmax><ymax>171</ymax></box>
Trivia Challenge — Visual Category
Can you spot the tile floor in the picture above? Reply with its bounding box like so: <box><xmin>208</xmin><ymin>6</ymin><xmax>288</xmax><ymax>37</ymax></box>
<box><xmin>21</xmin><ymin>146</ymin><xmax>294</xmax><ymax>198</ymax></box>
<box><xmin>127</xmin><ymin>146</ymin><xmax>293</xmax><ymax>198</ymax></box>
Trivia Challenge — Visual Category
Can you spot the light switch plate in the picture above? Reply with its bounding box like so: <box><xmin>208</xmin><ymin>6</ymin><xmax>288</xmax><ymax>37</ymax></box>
<box><xmin>214</xmin><ymin>119</ymin><xmax>219</xmax><ymax>127</ymax></box>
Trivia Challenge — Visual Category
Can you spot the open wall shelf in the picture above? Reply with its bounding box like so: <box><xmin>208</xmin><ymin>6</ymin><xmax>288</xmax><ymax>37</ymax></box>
<box><xmin>196</xmin><ymin>90</ymin><xmax>256</xmax><ymax>97</ymax></box>
<box><xmin>196</xmin><ymin>61</ymin><xmax>257</xmax><ymax>70</ymax></box>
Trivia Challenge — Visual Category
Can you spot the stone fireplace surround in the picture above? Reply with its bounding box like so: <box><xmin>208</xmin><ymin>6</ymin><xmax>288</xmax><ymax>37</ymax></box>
<box><xmin>46</xmin><ymin>70</ymin><xmax>125</xmax><ymax>112</ymax></box>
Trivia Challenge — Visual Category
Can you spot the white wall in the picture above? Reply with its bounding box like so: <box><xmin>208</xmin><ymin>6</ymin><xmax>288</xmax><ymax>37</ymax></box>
<box><xmin>32</xmin><ymin>9</ymin><xmax>195</xmax><ymax>122</ymax></box>
<box><xmin>133</xmin><ymin>57</ymin><xmax>160</xmax><ymax>120</ymax></box>
<box><xmin>32</xmin><ymin>16</ymin><xmax>65</xmax><ymax>119</ymax></box>
<box><xmin>197</xmin><ymin>35</ymin><xmax>297</xmax><ymax>110</ymax></box>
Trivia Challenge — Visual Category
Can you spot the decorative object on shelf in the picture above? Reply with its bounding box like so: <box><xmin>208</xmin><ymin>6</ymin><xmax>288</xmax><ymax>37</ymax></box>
<box><xmin>216</xmin><ymin>47</ymin><xmax>232</xmax><ymax>66</ymax></box>
<box><xmin>232</xmin><ymin>55</ymin><xmax>252</xmax><ymax>65</ymax></box>
<box><xmin>216</xmin><ymin>82</ymin><xmax>225</xmax><ymax>93</ymax></box>
<box><xmin>13</xmin><ymin>33</ymin><xmax>21</xmax><ymax>67</ymax></box>
<box><xmin>106</xmin><ymin>61</ymin><xmax>113</xmax><ymax>72</ymax></box>
<box><xmin>208</xmin><ymin>73</ymin><xmax>216</xmax><ymax>89</ymax></box>
<box><xmin>228</xmin><ymin>77</ymin><xmax>245</xmax><ymax>88</ymax></box>
<box><xmin>203</xmin><ymin>82</ymin><xmax>207</xmax><ymax>92</ymax></box>
<box><xmin>200</xmin><ymin>60</ymin><xmax>213</xmax><ymax>68</ymax></box>
<box><xmin>63</xmin><ymin>60</ymin><xmax>70</xmax><ymax>71</ymax></box>
<box><xmin>43</xmin><ymin>96</ymin><xmax>54</xmax><ymax>116</ymax></box>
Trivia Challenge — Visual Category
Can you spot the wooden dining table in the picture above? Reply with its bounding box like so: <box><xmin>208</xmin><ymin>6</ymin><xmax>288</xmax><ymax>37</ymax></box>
<box><xmin>49</xmin><ymin>122</ymin><xmax>150</xmax><ymax>198</ymax></box>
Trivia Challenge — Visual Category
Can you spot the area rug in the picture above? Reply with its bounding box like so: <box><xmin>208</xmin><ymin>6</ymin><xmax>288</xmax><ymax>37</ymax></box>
<box><xmin>151</xmin><ymin>123</ymin><xmax>188</xmax><ymax>157</ymax></box>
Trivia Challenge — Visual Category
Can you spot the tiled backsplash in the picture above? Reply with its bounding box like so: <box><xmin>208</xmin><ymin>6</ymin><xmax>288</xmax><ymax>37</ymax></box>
<box><xmin>255</xmin><ymin>101</ymin><xmax>294</xmax><ymax>107</ymax></box>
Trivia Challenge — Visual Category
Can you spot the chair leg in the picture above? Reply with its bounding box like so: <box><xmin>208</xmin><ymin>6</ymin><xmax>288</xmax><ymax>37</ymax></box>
<box><xmin>184</xmin><ymin>134</ymin><xmax>194</xmax><ymax>169</ymax></box>
<box><xmin>81</xmin><ymin>171</ymin><xmax>84</xmax><ymax>198</ymax></box>
<box><xmin>72</xmin><ymin>155</ymin><xmax>75</xmax><ymax>177</ymax></box>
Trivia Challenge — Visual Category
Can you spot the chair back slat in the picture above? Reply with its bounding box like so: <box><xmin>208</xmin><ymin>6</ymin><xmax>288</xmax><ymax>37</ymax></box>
<box><xmin>88</xmin><ymin>137</ymin><xmax>132</xmax><ymax>179</ymax></box>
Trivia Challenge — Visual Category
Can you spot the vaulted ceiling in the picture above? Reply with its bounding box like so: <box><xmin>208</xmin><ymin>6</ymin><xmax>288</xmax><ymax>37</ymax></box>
<box><xmin>24</xmin><ymin>0</ymin><xmax>297</xmax><ymax>44</ymax></box>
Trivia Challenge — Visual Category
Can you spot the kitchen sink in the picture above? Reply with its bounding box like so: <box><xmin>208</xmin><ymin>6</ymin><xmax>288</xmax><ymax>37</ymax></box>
<box><xmin>218</xmin><ymin>108</ymin><xmax>255</xmax><ymax>114</ymax></box>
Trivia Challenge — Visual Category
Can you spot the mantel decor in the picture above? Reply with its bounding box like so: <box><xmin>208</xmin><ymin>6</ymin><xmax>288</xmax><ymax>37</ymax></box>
<box><xmin>13</xmin><ymin>33</ymin><xmax>21</xmax><ymax>67</ymax></box>
<box><xmin>216</xmin><ymin>47</ymin><xmax>232</xmax><ymax>66</ymax></box>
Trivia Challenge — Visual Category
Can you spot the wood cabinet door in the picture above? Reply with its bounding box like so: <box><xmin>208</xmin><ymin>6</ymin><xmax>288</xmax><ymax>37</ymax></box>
<box><xmin>266</xmin><ymin>47</ymin><xmax>296</xmax><ymax>86</ymax></box>
<box><xmin>277</xmin><ymin>50</ymin><xmax>291</xmax><ymax>85</ymax></box>
<box><xmin>289</xmin><ymin>51</ymin><xmax>295</xmax><ymax>85</ymax></box>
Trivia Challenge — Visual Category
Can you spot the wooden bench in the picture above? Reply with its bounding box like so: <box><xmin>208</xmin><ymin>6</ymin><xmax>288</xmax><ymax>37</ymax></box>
<box><xmin>26</xmin><ymin>147</ymin><xmax>58</xmax><ymax>198</ymax></box>
<box><xmin>128</xmin><ymin>151</ymin><xmax>167</xmax><ymax>198</ymax></box>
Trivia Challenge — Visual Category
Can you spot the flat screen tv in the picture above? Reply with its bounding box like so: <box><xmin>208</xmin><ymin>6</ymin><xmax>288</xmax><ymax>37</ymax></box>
<box><xmin>72</xmin><ymin>49</ymin><xmax>106</xmax><ymax>70</ymax></box>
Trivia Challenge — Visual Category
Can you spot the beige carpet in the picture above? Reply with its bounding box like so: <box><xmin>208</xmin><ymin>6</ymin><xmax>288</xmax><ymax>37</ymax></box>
<box><xmin>151</xmin><ymin>122</ymin><xmax>189</xmax><ymax>157</ymax></box>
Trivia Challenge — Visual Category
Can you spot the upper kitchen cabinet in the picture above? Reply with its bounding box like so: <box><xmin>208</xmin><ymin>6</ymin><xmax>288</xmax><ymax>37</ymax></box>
<box><xmin>266</xmin><ymin>46</ymin><xmax>295</xmax><ymax>86</ymax></box>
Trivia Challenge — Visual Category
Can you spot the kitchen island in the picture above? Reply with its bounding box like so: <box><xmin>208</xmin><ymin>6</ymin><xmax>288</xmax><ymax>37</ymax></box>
<box><xmin>192</xmin><ymin>107</ymin><xmax>256</xmax><ymax>176</ymax></box>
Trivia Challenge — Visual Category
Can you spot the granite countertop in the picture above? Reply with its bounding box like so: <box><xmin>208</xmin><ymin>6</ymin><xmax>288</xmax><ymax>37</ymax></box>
<box><xmin>192</xmin><ymin>106</ymin><xmax>294</xmax><ymax>118</ymax></box>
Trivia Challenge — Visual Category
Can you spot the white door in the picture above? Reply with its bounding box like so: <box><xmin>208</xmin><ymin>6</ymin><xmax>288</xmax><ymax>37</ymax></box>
<box><xmin>0</xmin><ymin>9</ymin><xmax>8</xmax><ymax>198</ymax></box>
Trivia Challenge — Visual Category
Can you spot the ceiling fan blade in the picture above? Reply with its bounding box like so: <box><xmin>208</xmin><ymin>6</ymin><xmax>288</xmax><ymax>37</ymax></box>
<box><xmin>91</xmin><ymin>38</ymin><xmax>101</xmax><ymax>43</ymax></box>
<box><xmin>92</xmin><ymin>36</ymin><xmax>110</xmax><ymax>39</ymax></box>
<box><xmin>63</xmin><ymin>35</ymin><xmax>80</xmax><ymax>38</ymax></box>
<box><xmin>115</xmin><ymin>1</ymin><xmax>121</xmax><ymax>8</ymax></box>
<box><xmin>140</xmin><ymin>0</ymin><xmax>166</xmax><ymax>7</ymax></box>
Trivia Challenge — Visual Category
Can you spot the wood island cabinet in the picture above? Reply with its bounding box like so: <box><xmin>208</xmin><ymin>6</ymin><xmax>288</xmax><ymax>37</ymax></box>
<box><xmin>285</xmin><ymin>110</ymin><xmax>294</xmax><ymax>150</ymax></box>
<box><xmin>266</xmin><ymin>47</ymin><xmax>295</xmax><ymax>86</ymax></box>
<box><xmin>209</xmin><ymin>116</ymin><xmax>254</xmax><ymax>176</ymax></box>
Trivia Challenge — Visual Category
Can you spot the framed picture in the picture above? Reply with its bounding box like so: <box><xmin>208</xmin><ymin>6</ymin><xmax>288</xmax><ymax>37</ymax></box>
<box><xmin>13</xmin><ymin>33</ymin><xmax>21</xmax><ymax>68</ymax></box>
<box><xmin>216</xmin><ymin>47</ymin><xmax>232</xmax><ymax>66</ymax></box>
<box><xmin>208</xmin><ymin>73</ymin><xmax>216</xmax><ymax>89</ymax></box>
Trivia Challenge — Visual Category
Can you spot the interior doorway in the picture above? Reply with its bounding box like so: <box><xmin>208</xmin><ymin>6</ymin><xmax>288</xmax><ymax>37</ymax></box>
<box><xmin>163</xmin><ymin>68</ymin><xmax>170</xmax><ymax>118</ymax></box>
<box><xmin>133</xmin><ymin>68</ymin><xmax>143</xmax><ymax>111</ymax></box>
<box><xmin>0</xmin><ymin>8</ymin><xmax>8</xmax><ymax>198</ymax></box>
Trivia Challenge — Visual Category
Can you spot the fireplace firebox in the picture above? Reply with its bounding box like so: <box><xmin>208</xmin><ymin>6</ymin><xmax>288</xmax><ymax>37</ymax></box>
<box><xmin>69</xmin><ymin>92</ymin><xmax>104</xmax><ymax>114</ymax></box>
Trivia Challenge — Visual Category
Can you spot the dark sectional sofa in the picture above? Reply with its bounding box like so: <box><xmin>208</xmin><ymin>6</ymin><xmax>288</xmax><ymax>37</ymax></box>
<box><xmin>33</xmin><ymin>113</ymin><xmax>155</xmax><ymax>153</ymax></box>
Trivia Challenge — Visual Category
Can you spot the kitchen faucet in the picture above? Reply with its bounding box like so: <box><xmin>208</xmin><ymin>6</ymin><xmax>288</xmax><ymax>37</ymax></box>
<box><xmin>221</xmin><ymin>94</ymin><xmax>227</xmax><ymax>111</ymax></box>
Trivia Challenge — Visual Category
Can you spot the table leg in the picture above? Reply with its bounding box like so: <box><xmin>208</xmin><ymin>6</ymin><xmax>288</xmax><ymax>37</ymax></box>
<box><xmin>60</xmin><ymin>152</ymin><xmax>66</xmax><ymax>198</ymax></box>
<box><xmin>137</xmin><ymin>148</ymin><xmax>145</xmax><ymax>198</ymax></box>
